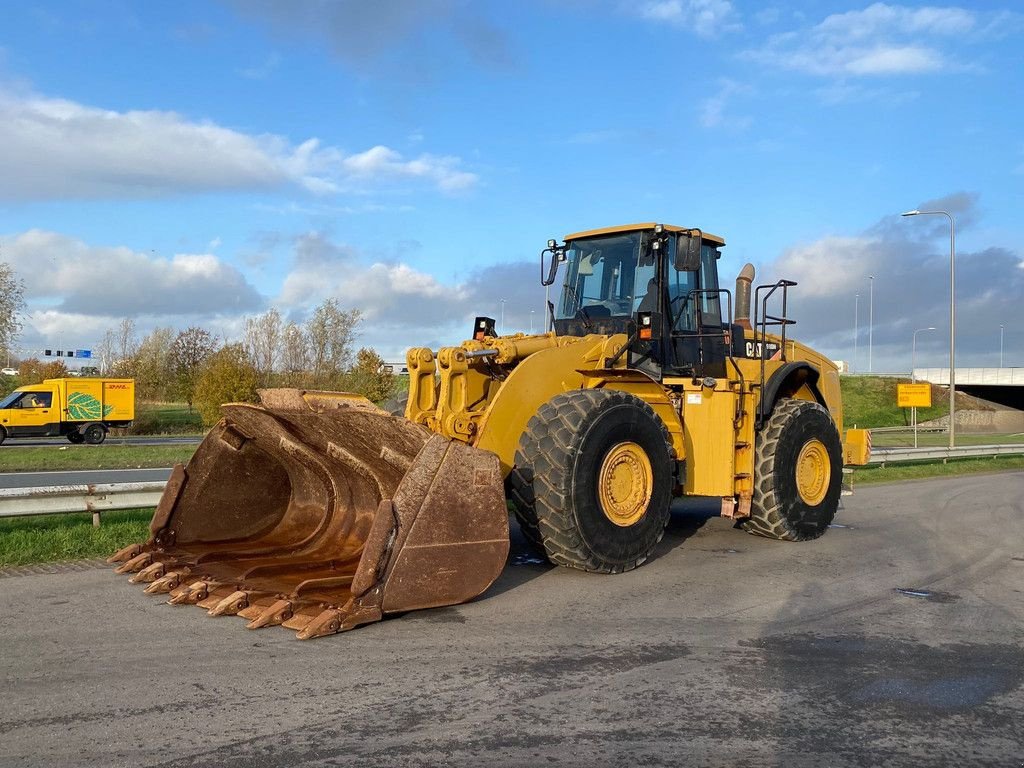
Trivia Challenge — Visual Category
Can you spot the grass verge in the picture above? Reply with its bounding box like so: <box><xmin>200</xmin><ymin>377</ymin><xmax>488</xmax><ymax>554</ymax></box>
<box><xmin>0</xmin><ymin>508</ymin><xmax>152</xmax><ymax>568</ymax></box>
<box><xmin>0</xmin><ymin>444</ymin><xmax>196</xmax><ymax>472</ymax></box>
<box><xmin>852</xmin><ymin>455</ymin><xmax>1024</xmax><ymax>486</ymax></box>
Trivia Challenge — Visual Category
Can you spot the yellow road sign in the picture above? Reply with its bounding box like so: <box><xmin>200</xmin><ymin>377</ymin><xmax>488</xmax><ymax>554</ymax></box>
<box><xmin>898</xmin><ymin>383</ymin><xmax>932</xmax><ymax>408</ymax></box>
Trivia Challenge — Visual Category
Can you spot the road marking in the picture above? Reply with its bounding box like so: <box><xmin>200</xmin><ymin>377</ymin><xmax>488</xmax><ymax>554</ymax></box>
<box><xmin>1</xmin><ymin>468</ymin><xmax>174</xmax><ymax>477</ymax></box>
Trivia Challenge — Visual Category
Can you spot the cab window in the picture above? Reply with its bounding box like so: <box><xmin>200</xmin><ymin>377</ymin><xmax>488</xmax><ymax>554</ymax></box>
<box><xmin>14</xmin><ymin>392</ymin><xmax>52</xmax><ymax>408</ymax></box>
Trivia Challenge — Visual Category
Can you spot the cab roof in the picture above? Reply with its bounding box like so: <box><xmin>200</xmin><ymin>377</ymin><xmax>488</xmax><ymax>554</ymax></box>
<box><xmin>563</xmin><ymin>223</ymin><xmax>726</xmax><ymax>246</ymax></box>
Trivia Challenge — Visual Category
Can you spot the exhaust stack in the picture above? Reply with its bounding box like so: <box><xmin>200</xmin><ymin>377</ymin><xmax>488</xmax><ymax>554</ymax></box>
<box><xmin>734</xmin><ymin>263</ymin><xmax>755</xmax><ymax>330</ymax></box>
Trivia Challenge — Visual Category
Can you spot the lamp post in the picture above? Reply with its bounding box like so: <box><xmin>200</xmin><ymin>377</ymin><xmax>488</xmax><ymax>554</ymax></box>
<box><xmin>854</xmin><ymin>293</ymin><xmax>859</xmax><ymax>373</ymax></box>
<box><xmin>530</xmin><ymin>310</ymin><xmax>536</xmax><ymax>334</ymax></box>
<box><xmin>902</xmin><ymin>209</ymin><xmax>956</xmax><ymax>448</ymax></box>
<box><xmin>912</xmin><ymin>326</ymin><xmax>936</xmax><ymax>448</ymax></box>
<box><xmin>499</xmin><ymin>299</ymin><xmax>506</xmax><ymax>336</ymax></box>
<box><xmin>1000</xmin><ymin>324</ymin><xmax>1004</xmax><ymax>368</ymax></box>
<box><xmin>868</xmin><ymin>275</ymin><xmax>874</xmax><ymax>373</ymax></box>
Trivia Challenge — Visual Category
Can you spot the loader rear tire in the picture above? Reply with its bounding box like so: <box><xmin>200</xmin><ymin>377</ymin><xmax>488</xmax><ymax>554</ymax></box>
<box><xmin>742</xmin><ymin>398</ymin><xmax>842</xmax><ymax>541</ymax></box>
<box><xmin>511</xmin><ymin>389</ymin><xmax>673</xmax><ymax>573</ymax></box>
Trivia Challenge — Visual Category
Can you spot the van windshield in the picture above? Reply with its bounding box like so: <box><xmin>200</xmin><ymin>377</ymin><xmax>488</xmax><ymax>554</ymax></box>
<box><xmin>0</xmin><ymin>391</ymin><xmax>24</xmax><ymax>408</ymax></box>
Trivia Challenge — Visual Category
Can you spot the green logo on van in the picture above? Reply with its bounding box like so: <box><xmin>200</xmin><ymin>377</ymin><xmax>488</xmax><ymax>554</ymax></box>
<box><xmin>68</xmin><ymin>392</ymin><xmax>115</xmax><ymax>421</ymax></box>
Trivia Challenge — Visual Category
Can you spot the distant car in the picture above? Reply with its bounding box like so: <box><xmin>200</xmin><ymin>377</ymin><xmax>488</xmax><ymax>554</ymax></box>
<box><xmin>1</xmin><ymin>368</ymin><xmax>17</xmax><ymax>376</ymax></box>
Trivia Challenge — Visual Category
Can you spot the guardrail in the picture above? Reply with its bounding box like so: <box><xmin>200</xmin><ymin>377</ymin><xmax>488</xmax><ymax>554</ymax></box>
<box><xmin>0</xmin><ymin>482</ymin><xmax>165</xmax><ymax>526</ymax></box>
<box><xmin>2</xmin><ymin>445</ymin><xmax>1023</xmax><ymax>524</ymax></box>
<box><xmin>869</xmin><ymin>444</ymin><xmax>1024</xmax><ymax>466</ymax></box>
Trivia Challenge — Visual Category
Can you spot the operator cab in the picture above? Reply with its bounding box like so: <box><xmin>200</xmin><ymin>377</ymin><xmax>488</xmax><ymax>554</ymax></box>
<box><xmin>543</xmin><ymin>223</ymin><xmax>731</xmax><ymax>378</ymax></box>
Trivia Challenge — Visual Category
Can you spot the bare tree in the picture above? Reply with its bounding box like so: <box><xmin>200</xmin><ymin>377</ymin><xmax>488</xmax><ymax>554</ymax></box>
<box><xmin>306</xmin><ymin>299</ymin><xmax>361</xmax><ymax>387</ymax></box>
<box><xmin>281</xmin><ymin>320</ymin><xmax>306</xmax><ymax>374</ymax></box>
<box><xmin>96</xmin><ymin>329</ymin><xmax>117</xmax><ymax>375</ymax></box>
<box><xmin>172</xmin><ymin>327</ymin><xmax>217</xmax><ymax>411</ymax></box>
<box><xmin>0</xmin><ymin>262</ymin><xmax>26</xmax><ymax>361</ymax></box>
<box><xmin>244</xmin><ymin>308</ymin><xmax>283</xmax><ymax>385</ymax></box>
<box><xmin>116</xmin><ymin>318</ymin><xmax>138</xmax><ymax>366</ymax></box>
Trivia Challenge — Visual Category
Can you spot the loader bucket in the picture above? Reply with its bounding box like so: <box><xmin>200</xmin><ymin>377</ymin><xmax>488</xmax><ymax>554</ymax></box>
<box><xmin>109</xmin><ymin>389</ymin><xmax>509</xmax><ymax>639</ymax></box>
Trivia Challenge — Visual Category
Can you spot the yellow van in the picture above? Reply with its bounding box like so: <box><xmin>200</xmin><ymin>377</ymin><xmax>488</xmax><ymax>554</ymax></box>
<box><xmin>0</xmin><ymin>378</ymin><xmax>135</xmax><ymax>445</ymax></box>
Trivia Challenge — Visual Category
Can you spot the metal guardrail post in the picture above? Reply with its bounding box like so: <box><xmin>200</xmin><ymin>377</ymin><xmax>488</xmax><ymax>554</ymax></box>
<box><xmin>0</xmin><ymin>482</ymin><xmax>167</xmax><ymax>522</ymax></box>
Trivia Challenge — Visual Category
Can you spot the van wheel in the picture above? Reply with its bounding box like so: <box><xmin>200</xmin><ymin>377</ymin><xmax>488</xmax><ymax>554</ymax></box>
<box><xmin>67</xmin><ymin>431</ymin><xmax>85</xmax><ymax>444</ymax></box>
<box><xmin>84</xmin><ymin>424</ymin><xmax>106</xmax><ymax>445</ymax></box>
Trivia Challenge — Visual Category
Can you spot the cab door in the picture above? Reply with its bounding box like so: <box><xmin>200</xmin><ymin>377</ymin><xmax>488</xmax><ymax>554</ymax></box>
<box><xmin>1</xmin><ymin>389</ymin><xmax>58</xmax><ymax>436</ymax></box>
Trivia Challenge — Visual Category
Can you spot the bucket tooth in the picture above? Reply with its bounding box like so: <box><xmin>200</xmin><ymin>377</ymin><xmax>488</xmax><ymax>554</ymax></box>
<box><xmin>144</xmin><ymin>571</ymin><xmax>184</xmax><ymax>594</ymax></box>
<box><xmin>108</xmin><ymin>543</ymin><xmax>143</xmax><ymax>564</ymax></box>
<box><xmin>168</xmin><ymin>580</ymin><xmax>211</xmax><ymax>605</ymax></box>
<box><xmin>197</xmin><ymin>586</ymin><xmax>237</xmax><ymax>611</ymax></box>
<box><xmin>245</xmin><ymin>599</ymin><xmax>294</xmax><ymax>629</ymax></box>
<box><xmin>208</xmin><ymin>590</ymin><xmax>251</xmax><ymax>617</ymax></box>
<box><xmin>128</xmin><ymin>561</ymin><xmax>166</xmax><ymax>584</ymax></box>
<box><xmin>115</xmin><ymin>552</ymin><xmax>153</xmax><ymax>574</ymax></box>
<box><xmin>296</xmin><ymin>607</ymin><xmax>346</xmax><ymax>640</ymax></box>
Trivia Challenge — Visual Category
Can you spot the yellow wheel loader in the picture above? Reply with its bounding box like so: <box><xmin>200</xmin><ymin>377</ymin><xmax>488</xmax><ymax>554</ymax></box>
<box><xmin>111</xmin><ymin>223</ymin><xmax>871</xmax><ymax>638</ymax></box>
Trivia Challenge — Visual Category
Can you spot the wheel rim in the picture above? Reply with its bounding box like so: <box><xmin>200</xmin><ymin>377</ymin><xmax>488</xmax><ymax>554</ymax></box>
<box><xmin>597</xmin><ymin>442</ymin><xmax>653</xmax><ymax>527</ymax></box>
<box><xmin>795</xmin><ymin>438</ymin><xmax>830</xmax><ymax>506</ymax></box>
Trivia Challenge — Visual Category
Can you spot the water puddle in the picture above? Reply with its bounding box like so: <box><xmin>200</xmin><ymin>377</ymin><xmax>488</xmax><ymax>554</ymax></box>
<box><xmin>894</xmin><ymin>587</ymin><xmax>960</xmax><ymax>603</ymax></box>
<box><xmin>510</xmin><ymin>552</ymin><xmax>548</xmax><ymax>566</ymax></box>
<box><xmin>829</xmin><ymin>523</ymin><xmax>854</xmax><ymax>529</ymax></box>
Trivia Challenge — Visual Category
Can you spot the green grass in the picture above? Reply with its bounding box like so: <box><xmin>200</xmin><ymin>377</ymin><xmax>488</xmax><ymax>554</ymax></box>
<box><xmin>0</xmin><ymin>444</ymin><xmax>196</xmax><ymax>472</ymax></box>
<box><xmin>870</xmin><ymin>431</ymin><xmax>1024</xmax><ymax>448</ymax></box>
<box><xmin>851</xmin><ymin>455</ymin><xmax>1024</xmax><ymax>486</ymax></box>
<box><xmin>840</xmin><ymin>376</ymin><xmax>955</xmax><ymax>429</ymax></box>
<box><xmin>0</xmin><ymin>508</ymin><xmax>152</xmax><ymax>567</ymax></box>
<box><xmin>126</xmin><ymin>402</ymin><xmax>204</xmax><ymax>435</ymax></box>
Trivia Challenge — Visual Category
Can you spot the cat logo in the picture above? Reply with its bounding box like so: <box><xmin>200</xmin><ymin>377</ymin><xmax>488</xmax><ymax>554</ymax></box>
<box><xmin>744</xmin><ymin>341</ymin><xmax>781</xmax><ymax>359</ymax></box>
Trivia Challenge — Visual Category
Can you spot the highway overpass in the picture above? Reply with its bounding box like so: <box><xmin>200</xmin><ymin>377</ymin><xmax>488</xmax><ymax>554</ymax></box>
<box><xmin>914</xmin><ymin>367</ymin><xmax>1024</xmax><ymax>409</ymax></box>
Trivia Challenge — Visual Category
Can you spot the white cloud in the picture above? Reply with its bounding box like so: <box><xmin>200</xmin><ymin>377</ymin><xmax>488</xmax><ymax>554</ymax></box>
<box><xmin>699</xmin><ymin>79</ymin><xmax>751</xmax><ymax>129</ymax></box>
<box><xmin>744</xmin><ymin>3</ymin><xmax>986</xmax><ymax>77</ymax></box>
<box><xmin>1</xmin><ymin>229</ymin><xmax>265</xmax><ymax>318</ymax></box>
<box><xmin>761</xmin><ymin>193</ymin><xmax>1024</xmax><ymax>370</ymax></box>
<box><xmin>0</xmin><ymin>89</ymin><xmax>478</xmax><ymax>201</ymax></box>
<box><xmin>637</xmin><ymin>0</ymin><xmax>740</xmax><ymax>37</ymax></box>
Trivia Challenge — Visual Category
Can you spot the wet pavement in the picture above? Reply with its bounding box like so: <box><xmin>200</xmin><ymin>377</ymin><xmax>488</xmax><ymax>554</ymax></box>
<box><xmin>1</xmin><ymin>472</ymin><xmax>1022</xmax><ymax>767</ymax></box>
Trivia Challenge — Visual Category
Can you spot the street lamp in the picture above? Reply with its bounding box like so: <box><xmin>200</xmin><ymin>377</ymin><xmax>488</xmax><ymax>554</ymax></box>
<box><xmin>1000</xmin><ymin>324</ymin><xmax>1004</xmax><ymax>368</ymax></box>
<box><xmin>868</xmin><ymin>275</ymin><xmax>874</xmax><ymax>373</ymax></box>
<box><xmin>530</xmin><ymin>310</ymin><xmax>536</xmax><ymax>334</ymax></box>
<box><xmin>854</xmin><ymin>293</ymin><xmax>859</xmax><ymax>373</ymax></box>
<box><xmin>902</xmin><ymin>209</ymin><xmax>956</xmax><ymax>448</ymax></box>
<box><xmin>912</xmin><ymin>326</ymin><xmax>936</xmax><ymax>448</ymax></box>
<box><xmin>499</xmin><ymin>299</ymin><xmax>506</xmax><ymax>336</ymax></box>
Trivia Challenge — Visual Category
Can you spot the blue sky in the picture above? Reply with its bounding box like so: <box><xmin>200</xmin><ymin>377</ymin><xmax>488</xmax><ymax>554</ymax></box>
<box><xmin>0</xmin><ymin>0</ymin><xmax>1021</xmax><ymax>370</ymax></box>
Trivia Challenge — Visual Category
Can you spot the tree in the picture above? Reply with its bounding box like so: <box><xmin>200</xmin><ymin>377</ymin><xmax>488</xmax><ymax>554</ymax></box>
<box><xmin>172</xmin><ymin>327</ymin><xmax>217</xmax><ymax>411</ymax></box>
<box><xmin>343</xmin><ymin>347</ymin><xmax>396</xmax><ymax>403</ymax></box>
<box><xmin>244</xmin><ymin>308</ymin><xmax>283</xmax><ymax>386</ymax></box>
<box><xmin>17</xmin><ymin>358</ymin><xmax>68</xmax><ymax>385</ymax></box>
<box><xmin>281</xmin><ymin>320</ymin><xmax>306</xmax><ymax>371</ymax></box>
<box><xmin>133</xmin><ymin>327</ymin><xmax>176</xmax><ymax>400</ymax></box>
<box><xmin>306</xmin><ymin>299</ymin><xmax>361</xmax><ymax>388</ymax></box>
<box><xmin>1</xmin><ymin>263</ymin><xmax>26</xmax><ymax>362</ymax></box>
<box><xmin>194</xmin><ymin>344</ymin><xmax>260</xmax><ymax>427</ymax></box>
<box><xmin>115</xmin><ymin>318</ymin><xmax>138</xmax><ymax>372</ymax></box>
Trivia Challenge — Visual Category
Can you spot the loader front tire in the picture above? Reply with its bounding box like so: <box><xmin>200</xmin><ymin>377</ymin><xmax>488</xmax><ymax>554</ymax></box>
<box><xmin>511</xmin><ymin>389</ymin><xmax>673</xmax><ymax>573</ymax></box>
<box><xmin>742</xmin><ymin>399</ymin><xmax>842</xmax><ymax>541</ymax></box>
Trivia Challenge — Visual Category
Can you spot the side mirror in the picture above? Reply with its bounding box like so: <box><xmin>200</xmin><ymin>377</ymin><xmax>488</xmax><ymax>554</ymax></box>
<box><xmin>541</xmin><ymin>243</ymin><xmax>564</xmax><ymax>286</ymax></box>
<box><xmin>674</xmin><ymin>233</ymin><xmax>702</xmax><ymax>272</ymax></box>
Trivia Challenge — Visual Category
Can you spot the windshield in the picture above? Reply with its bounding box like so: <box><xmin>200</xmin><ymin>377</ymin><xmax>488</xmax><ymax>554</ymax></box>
<box><xmin>555</xmin><ymin>232</ymin><xmax>656</xmax><ymax>321</ymax></box>
<box><xmin>0</xmin><ymin>391</ymin><xmax>24</xmax><ymax>409</ymax></box>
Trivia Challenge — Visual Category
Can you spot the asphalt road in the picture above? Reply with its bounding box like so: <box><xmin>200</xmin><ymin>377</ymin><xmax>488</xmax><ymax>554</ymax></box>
<box><xmin>1</xmin><ymin>473</ymin><xmax>1022</xmax><ymax>767</ymax></box>
<box><xmin>0</xmin><ymin>468</ymin><xmax>173</xmax><ymax>489</ymax></box>
<box><xmin>0</xmin><ymin>435</ymin><xmax>201</xmax><ymax>448</ymax></box>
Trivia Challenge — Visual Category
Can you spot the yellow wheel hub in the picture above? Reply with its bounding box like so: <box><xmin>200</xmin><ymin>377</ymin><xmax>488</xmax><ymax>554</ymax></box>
<box><xmin>795</xmin><ymin>438</ymin><xmax>830</xmax><ymax>506</ymax></box>
<box><xmin>598</xmin><ymin>442</ymin><xmax>653</xmax><ymax>527</ymax></box>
